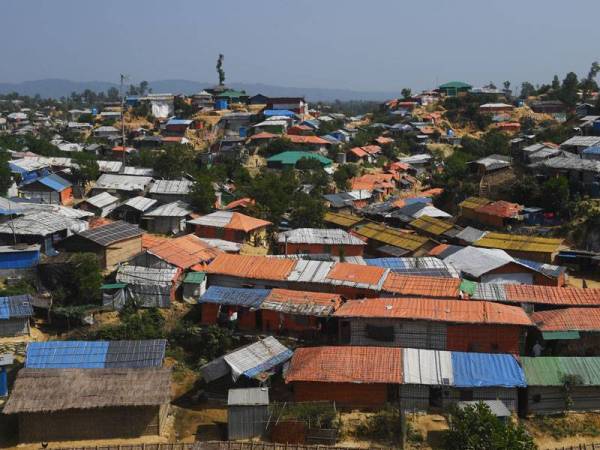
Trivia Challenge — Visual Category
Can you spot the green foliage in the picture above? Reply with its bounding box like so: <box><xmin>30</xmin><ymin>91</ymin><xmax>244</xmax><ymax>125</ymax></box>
<box><xmin>316</xmin><ymin>118</ymin><xmax>344</xmax><ymax>136</ymax></box>
<box><xmin>242</xmin><ymin>169</ymin><xmax>300</xmax><ymax>226</ymax></box>
<box><xmin>520</xmin><ymin>82</ymin><xmax>536</xmax><ymax>99</ymax></box>
<box><xmin>444</xmin><ymin>403</ymin><xmax>536</xmax><ymax>450</ymax></box>
<box><xmin>558</xmin><ymin>72</ymin><xmax>579</xmax><ymax>106</ymax></box>
<box><xmin>401</xmin><ymin>88</ymin><xmax>412</xmax><ymax>99</ymax></box>
<box><xmin>289</xmin><ymin>191</ymin><xmax>326</xmax><ymax>228</ymax></box>
<box><xmin>174</xmin><ymin>96</ymin><xmax>195</xmax><ymax>118</ymax></box>
<box><xmin>97</xmin><ymin>304</ymin><xmax>166</xmax><ymax>340</ymax></box>
<box><xmin>355</xmin><ymin>406</ymin><xmax>401</xmax><ymax>443</ymax></box>
<box><xmin>532</xmin><ymin>414</ymin><xmax>600</xmax><ymax>440</ymax></box>
<box><xmin>270</xmin><ymin>402</ymin><xmax>338</xmax><ymax>430</ymax></box>
<box><xmin>189</xmin><ymin>173</ymin><xmax>216</xmax><ymax>214</ymax></box>
<box><xmin>333</xmin><ymin>164</ymin><xmax>359</xmax><ymax>190</ymax></box>
<box><xmin>536</xmin><ymin>123</ymin><xmax>572</xmax><ymax>145</ymax></box>
<box><xmin>540</xmin><ymin>176</ymin><xmax>570</xmax><ymax>215</ymax></box>
<box><xmin>168</xmin><ymin>322</ymin><xmax>233</xmax><ymax>367</ymax></box>
<box><xmin>0</xmin><ymin>133</ymin><xmax>60</xmax><ymax>157</ymax></box>
<box><xmin>503</xmin><ymin>176</ymin><xmax>541</xmax><ymax>206</ymax></box>
<box><xmin>71</xmin><ymin>152</ymin><xmax>99</xmax><ymax>183</ymax></box>
<box><xmin>0</xmin><ymin>279</ymin><xmax>35</xmax><ymax>297</ymax></box>
<box><xmin>0</xmin><ymin>149</ymin><xmax>12</xmax><ymax>196</ymax></box>
<box><xmin>46</xmin><ymin>253</ymin><xmax>102</xmax><ymax>306</ymax></box>
<box><xmin>259</xmin><ymin>137</ymin><xmax>301</xmax><ymax>157</ymax></box>
<box><xmin>153</xmin><ymin>144</ymin><xmax>197</xmax><ymax>179</ymax></box>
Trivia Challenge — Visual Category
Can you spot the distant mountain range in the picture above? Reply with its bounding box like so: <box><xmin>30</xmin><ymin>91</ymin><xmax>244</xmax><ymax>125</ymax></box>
<box><xmin>0</xmin><ymin>78</ymin><xmax>398</xmax><ymax>102</ymax></box>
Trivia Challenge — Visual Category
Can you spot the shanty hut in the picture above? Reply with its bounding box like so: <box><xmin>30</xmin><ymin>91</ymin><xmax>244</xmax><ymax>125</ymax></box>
<box><xmin>189</xmin><ymin>211</ymin><xmax>271</xmax><ymax>247</ymax></box>
<box><xmin>474</xmin><ymin>232</ymin><xmax>563</xmax><ymax>263</ymax></box>
<box><xmin>228</xmin><ymin>388</ymin><xmax>269</xmax><ymax>440</ymax></box>
<box><xmin>400</xmin><ymin>348</ymin><xmax>525</xmax><ymax>412</ymax></box>
<box><xmin>148</xmin><ymin>179</ymin><xmax>193</xmax><ymax>204</ymax></box>
<box><xmin>4</xmin><ymin>368</ymin><xmax>171</xmax><ymax>442</ymax></box>
<box><xmin>364</xmin><ymin>257</ymin><xmax>460</xmax><ymax>279</ymax></box>
<box><xmin>200</xmin><ymin>337</ymin><xmax>292</xmax><ymax>387</ymax></box>
<box><xmin>277</xmin><ymin>228</ymin><xmax>366</xmax><ymax>257</ymax></box>
<box><xmin>116</xmin><ymin>265</ymin><xmax>180</xmax><ymax>308</ymax></box>
<box><xmin>57</xmin><ymin>221</ymin><xmax>143</xmax><ymax>270</ymax></box>
<box><xmin>91</xmin><ymin>174</ymin><xmax>153</xmax><ymax>199</ymax></box>
<box><xmin>285</xmin><ymin>346</ymin><xmax>403</xmax><ymax>407</ymax></box>
<box><xmin>458</xmin><ymin>197</ymin><xmax>492</xmax><ymax>222</ymax></box>
<box><xmin>352</xmin><ymin>222</ymin><xmax>432</xmax><ymax>257</ymax></box>
<box><xmin>522</xmin><ymin>357</ymin><xmax>600</xmax><ymax>415</ymax></box>
<box><xmin>111</xmin><ymin>196</ymin><xmax>158</xmax><ymax>224</ymax></box>
<box><xmin>18</xmin><ymin>173</ymin><xmax>73</xmax><ymax>205</ymax></box>
<box><xmin>0</xmin><ymin>295</ymin><xmax>33</xmax><ymax>337</ymax></box>
<box><xmin>182</xmin><ymin>272</ymin><xmax>207</xmax><ymax>302</ymax></box>
<box><xmin>530</xmin><ymin>308</ymin><xmax>600</xmax><ymax>355</ymax></box>
<box><xmin>199</xmin><ymin>286</ymin><xmax>270</xmax><ymax>330</ymax></box>
<box><xmin>0</xmin><ymin>244</ymin><xmax>40</xmax><ymax>272</ymax></box>
<box><xmin>334</xmin><ymin>297</ymin><xmax>532</xmax><ymax>354</ymax></box>
<box><xmin>78</xmin><ymin>192</ymin><xmax>120</xmax><ymax>217</ymax></box>
<box><xmin>142</xmin><ymin>201</ymin><xmax>192</xmax><ymax>235</ymax></box>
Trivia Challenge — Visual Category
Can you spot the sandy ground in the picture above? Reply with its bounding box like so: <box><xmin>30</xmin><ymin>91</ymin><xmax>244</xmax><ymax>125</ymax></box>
<box><xmin>569</xmin><ymin>276</ymin><xmax>600</xmax><ymax>288</ymax></box>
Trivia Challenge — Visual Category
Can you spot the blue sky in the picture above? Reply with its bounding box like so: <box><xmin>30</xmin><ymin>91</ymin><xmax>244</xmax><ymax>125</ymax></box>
<box><xmin>2</xmin><ymin>0</ymin><xmax>599</xmax><ymax>92</ymax></box>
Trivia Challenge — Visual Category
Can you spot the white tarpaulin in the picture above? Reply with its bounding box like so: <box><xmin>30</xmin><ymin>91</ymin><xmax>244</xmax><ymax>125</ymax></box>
<box><xmin>151</xmin><ymin>100</ymin><xmax>173</xmax><ymax>118</ymax></box>
<box><xmin>403</xmin><ymin>348</ymin><xmax>453</xmax><ymax>385</ymax></box>
<box><xmin>481</xmin><ymin>273</ymin><xmax>533</xmax><ymax>285</ymax></box>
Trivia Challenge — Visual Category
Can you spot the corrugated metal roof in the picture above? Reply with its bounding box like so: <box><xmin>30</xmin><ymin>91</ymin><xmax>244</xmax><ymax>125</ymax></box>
<box><xmin>475</xmin><ymin>201</ymin><xmax>522</xmax><ymax>219</ymax></box>
<box><xmin>84</xmin><ymin>192</ymin><xmax>119</xmax><ymax>209</ymax></box>
<box><xmin>285</xmin><ymin>346</ymin><xmax>403</xmax><ymax>384</ymax></box>
<box><xmin>455</xmin><ymin>226</ymin><xmax>487</xmax><ymax>244</ymax></box>
<box><xmin>522</xmin><ymin>357</ymin><xmax>600</xmax><ymax>386</ymax></box>
<box><xmin>323</xmin><ymin>212</ymin><xmax>364</xmax><ymax>228</ymax></box>
<box><xmin>459</xmin><ymin>197</ymin><xmax>491</xmax><ymax>211</ymax></box>
<box><xmin>514</xmin><ymin>258</ymin><xmax>565</xmax><ymax>278</ymax></box>
<box><xmin>531</xmin><ymin>307</ymin><xmax>600</xmax><ymax>332</ymax></box>
<box><xmin>475</xmin><ymin>232</ymin><xmax>563</xmax><ymax>254</ymax></box>
<box><xmin>146</xmin><ymin>234</ymin><xmax>220</xmax><ymax>269</ymax></box>
<box><xmin>365</xmin><ymin>257</ymin><xmax>460</xmax><ymax>278</ymax></box>
<box><xmin>121</xmin><ymin>196</ymin><xmax>158</xmax><ymax>212</ymax></box>
<box><xmin>149</xmin><ymin>179</ymin><xmax>193</xmax><ymax>195</ymax></box>
<box><xmin>222</xmin><ymin>336</ymin><xmax>292</xmax><ymax>380</ymax></box>
<box><xmin>205</xmin><ymin>254</ymin><xmax>296</xmax><ymax>281</ymax></box>
<box><xmin>228</xmin><ymin>388</ymin><xmax>269</xmax><ymax>406</ymax></box>
<box><xmin>95</xmin><ymin>174</ymin><xmax>153</xmax><ymax>191</ymax></box>
<box><xmin>261</xmin><ymin>289</ymin><xmax>342</xmax><ymax>316</ymax></box>
<box><xmin>143</xmin><ymin>201</ymin><xmax>191</xmax><ymax>217</ymax></box>
<box><xmin>277</xmin><ymin>228</ymin><xmax>365</xmax><ymax>246</ymax></box>
<box><xmin>0</xmin><ymin>210</ymin><xmax>88</xmax><ymax>236</ymax></box>
<box><xmin>326</xmin><ymin>263</ymin><xmax>389</xmax><ymax>290</ymax></box>
<box><xmin>200</xmin><ymin>286</ymin><xmax>269</xmax><ymax>308</ymax></box>
<box><xmin>184</xmin><ymin>272</ymin><xmax>206</xmax><ymax>284</ymax></box>
<box><xmin>0</xmin><ymin>295</ymin><xmax>33</xmax><ymax>319</ymax></box>
<box><xmin>117</xmin><ymin>265</ymin><xmax>178</xmax><ymax>285</ymax></box>
<box><xmin>353</xmin><ymin>222</ymin><xmax>429</xmax><ymax>251</ymax></box>
<box><xmin>25</xmin><ymin>173</ymin><xmax>71</xmax><ymax>192</ymax></box>
<box><xmin>189</xmin><ymin>211</ymin><xmax>272</xmax><ymax>232</ymax></box>
<box><xmin>409</xmin><ymin>216</ymin><xmax>454</xmax><ymax>236</ymax></box>
<box><xmin>334</xmin><ymin>297</ymin><xmax>532</xmax><ymax>326</ymax></box>
<box><xmin>286</xmin><ymin>259</ymin><xmax>335</xmax><ymax>283</ymax></box>
<box><xmin>444</xmin><ymin>247</ymin><xmax>515</xmax><ymax>278</ymax></box>
<box><xmin>403</xmin><ymin>348</ymin><xmax>453</xmax><ymax>385</ymax></box>
<box><xmin>25</xmin><ymin>340</ymin><xmax>165</xmax><ymax>369</ymax></box>
<box><xmin>451</xmin><ymin>352</ymin><xmax>526</xmax><ymax>387</ymax></box>
<box><xmin>471</xmin><ymin>283</ymin><xmax>600</xmax><ymax>306</ymax></box>
<box><xmin>382</xmin><ymin>273</ymin><xmax>461</xmax><ymax>298</ymax></box>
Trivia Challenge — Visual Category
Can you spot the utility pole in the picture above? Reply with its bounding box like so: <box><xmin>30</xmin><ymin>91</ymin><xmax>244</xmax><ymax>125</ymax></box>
<box><xmin>120</xmin><ymin>74</ymin><xmax>128</xmax><ymax>167</ymax></box>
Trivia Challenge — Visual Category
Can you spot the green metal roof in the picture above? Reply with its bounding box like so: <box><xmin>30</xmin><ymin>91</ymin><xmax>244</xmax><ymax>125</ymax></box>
<box><xmin>460</xmin><ymin>279</ymin><xmax>477</xmax><ymax>296</ymax></box>
<box><xmin>100</xmin><ymin>282</ymin><xmax>127</xmax><ymax>290</ymax></box>
<box><xmin>184</xmin><ymin>272</ymin><xmax>206</xmax><ymax>284</ymax></box>
<box><xmin>521</xmin><ymin>357</ymin><xmax>600</xmax><ymax>386</ymax></box>
<box><xmin>267</xmin><ymin>151</ymin><xmax>333</xmax><ymax>166</ymax></box>
<box><xmin>439</xmin><ymin>81</ymin><xmax>472</xmax><ymax>89</ymax></box>
<box><xmin>542</xmin><ymin>331</ymin><xmax>580</xmax><ymax>341</ymax></box>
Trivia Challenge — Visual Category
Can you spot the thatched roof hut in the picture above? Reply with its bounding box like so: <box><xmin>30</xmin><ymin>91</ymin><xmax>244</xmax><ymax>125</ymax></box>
<box><xmin>4</xmin><ymin>368</ymin><xmax>171</xmax><ymax>442</ymax></box>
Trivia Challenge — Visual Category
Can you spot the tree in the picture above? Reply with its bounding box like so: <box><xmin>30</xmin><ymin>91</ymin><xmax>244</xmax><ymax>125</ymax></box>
<box><xmin>289</xmin><ymin>192</ymin><xmax>326</xmax><ymax>228</ymax></box>
<box><xmin>540</xmin><ymin>176</ymin><xmax>569</xmax><ymax>215</ymax></box>
<box><xmin>139</xmin><ymin>80</ymin><xmax>149</xmax><ymax>96</ymax></box>
<box><xmin>189</xmin><ymin>174</ymin><xmax>216</xmax><ymax>214</ymax></box>
<box><xmin>0</xmin><ymin>149</ymin><xmax>13</xmax><ymax>196</ymax></box>
<box><xmin>444</xmin><ymin>403</ymin><xmax>536</xmax><ymax>450</ymax></box>
<box><xmin>551</xmin><ymin>75</ymin><xmax>560</xmax><ymax>90</ymax></box>
<box><xmin>106</xmin><ymin>87</ymin><xmax>120</xmax><ymax>101</ymax></box>
<box><xmin>152</xmin><ymin>144</ymin><xmax>196</xmax><ymax>179</ymax></box>
<box><xmin>333</xmin><ymin>164</ymin><xmax>359</xmax><ymax>191</ymax></box>
<box><xmin>559</xmin><ymin>72</ymin><xmax>579</xmax><ymax>106</ymax></box>
<box><xmin>520</xmin><ymin>82</ymin><xmax>536</xmax><ymax>99</ymax></box>
<box><xmin>503</xmin><ymin>81</ymin><xmax>511</xmax><ymax>91</ymax></box>
<box><xmin>43</xmin><ymin>253</ymin><xmax>103</xmax><ymax>306</ymax></box>
<box><xmin>401</xmin><ymin>88</ymin><xmax>412</xmax><ymax>100</ymax></box>
<box><xmin>216</xmin><ymin>53</ymin><xmax>225</xmax><ymax>86</ymax></box>
<box><xmin>71</xmin><ymin>152</ymin><xmax>99</xmax><ymax>184</ymax></box>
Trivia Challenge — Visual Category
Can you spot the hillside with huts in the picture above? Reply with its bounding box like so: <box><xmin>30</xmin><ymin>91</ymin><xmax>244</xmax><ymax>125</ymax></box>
<box><xmin>3</xmin><ymin>62</ymin><xmax>600</xmax><ymax>449</ymax></box>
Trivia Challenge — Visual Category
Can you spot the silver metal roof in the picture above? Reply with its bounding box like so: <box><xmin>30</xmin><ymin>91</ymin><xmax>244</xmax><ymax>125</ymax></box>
<box><xmin>560</xmin><ymin>136</ymin><xmax>600</xmax><ymax>147</ymax></box>
<box><xmin>0</xmin><ymin>211</ymin><xmax>88</xmax><ymax>236</ymax></box>
<box><xmin>84</xmin><ymin>192</ymin><xmax>119</xmax><ymax>209</ymax></box>
<box><xmin>287</xmin><ymin>259</ymin><xmax>335</xmax><ymax>283</ymax></box>
<box><xmin>116</xmin><ymin>265</ymin><xmax>178</xmax><ymax>285</ymax></box>
<box><xmin>277</xmin><ymin>228</ymin><xmax>366</xmax><ymax>246</ymax></box>
<box><xmin>227</xmin><ymin>388</ymin><xmax>269</xmax><ymax>406</ymax></box>
<box><xmin>122</xmin><ymin>166</ymin><xmax>154</xmax><ymax>177</ymax></box>
<box><xmin>143</xmin><ymin>201</ymin><xmax>191</xmax><ymax>217</ymax></box>
<box><xmin>95</xmin><ymin>174</ymin><xmax>153</xmax><ymax>191</ymax></box>
<box><xmin>188</xmin><ymin>211</ymin><xmax>233</xmax><ymax>227</ymax></box>
<box><xmin>533</xmin><ymin>156</ymin><xmax>600</xmax><ymax>173</ymax></box>
<box><xmin>149</xmin><ymin>179</ymin><xmax>193</xmax><ymax>195</ymax></box>
<box><xmin>121</xmin><ymin>196</ymin><xmax>158</xmax><ymax>212</ymax></box>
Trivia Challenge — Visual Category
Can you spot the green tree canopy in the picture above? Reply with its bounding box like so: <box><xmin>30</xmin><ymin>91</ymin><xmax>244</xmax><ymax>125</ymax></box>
<box><xmin>71</xmin><ymin>152</ymin><xmax>99</xmax><ymax>184</ymax></box>
<box><xmin>152</xmin><ymin>144</ymin><xmax>196</xmax><ymax>179</ymax></box>
<box><xmin>189</xmin><ymin>173</ymin><xmax>216</xmax><ymax>214</ymax></box>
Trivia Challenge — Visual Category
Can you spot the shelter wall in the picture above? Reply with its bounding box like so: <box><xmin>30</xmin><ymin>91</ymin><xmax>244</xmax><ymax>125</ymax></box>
<box><xmin>292</xmin><ymin>381</ymin><xmax>388</xmax><ymax>407</ymax></box>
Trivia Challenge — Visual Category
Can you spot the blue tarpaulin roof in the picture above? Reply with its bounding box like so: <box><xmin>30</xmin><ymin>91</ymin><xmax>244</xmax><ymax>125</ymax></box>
<box><xmin>0</xmin><ymin>295</ymin><xmax>33</xmax><ymax>319</ymax></box>
<box><xmin>24</xmin><ymin>173</ymin><xmax>72</xmax><ymax>192</ymax></box>
<box><xmin>200</xmin><ymin>286</ymin><xmax>270</xmax><ymax>308</ymax></box>
<box><xmin>166</xmin><ymin>118</ymin><xmax>193</xmax><ymax>126</ymax></box>
<box><xmin>263</xmin><ymin>109</ymin><xmax>296</xmax><ymax>117</ymax></box>
<box><xmin>451</xmin><ymin>352</ymin><xmax>526</xmax><ymax>388</ymax></box>
<box><xmin>26</xmin><ymin>339</ymin><xmax>166</xmax><ymax>369</ymax></box>
<box><xmin>0</xmin><ymin>301</ymin><xmax>9</xmax><ymax>320</ymax></box>
<box><xmin>243</xmin><ymin>348</ymin><xmax>294</xmax><ymax>378</ymax></box>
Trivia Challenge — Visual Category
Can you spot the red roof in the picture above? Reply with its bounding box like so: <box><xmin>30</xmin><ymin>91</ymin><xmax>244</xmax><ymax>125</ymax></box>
<box><xmin>226</xmin><ymin>212</ymin><xmax>271</xmax><ymax>232</ymax></box>
<box><xmin>285</xmin><ymin>346</ymin><xmax>403</xmax><ymax>384</ymax></box>
<box><xmin>349</xmin><ymin>147</ymin><xmax>368</xmax><ymax>158</ymax></box>
<box><xmin>224</xmin><ymin>197</ymin><xmax>255</xmax><ymax>210</ymax></box>
<box><xmin>285</xmin><ymin>135</ymin><xmax>329</xmax><ymax>145</ymax></box>
<box><xmin>382</xmin><ymin>273</ymin><xmax>460</xmax><ymax>298</ymax></box>
<box><xmin>504</xmin><ymin>284</ymin><xmax>600</xmax><ymax>306</ymax></box>
<box><xmin>375</xmin><ymin>137</ymin><xmax>394</xmax><ymax>145</ymax></box>
<box><xmin>248</xmin><ymin>132</ymin><xmax>278</xmax><ymax>141</ymax></box>
<box><xmin>428</xmin><ymin>244</ymin><xmax>450</xmax><ymax>257</ymax></box>
<box><xmin>421</xmin><ymin>188</ymin><xmax>444</xmax><ymax>197</ymax></box>
<box><xmin>161</xmin><ymin>136</ymin><xmax>186</xmax><ymax>143</ymax></box>
<box><xmin>362</xmin><ymin>145</ymin><xmax>382</xmax><ymax>155</ymax></box>
<box><xmin>204</xmin><ymin>254</ymin><xmax>296</xmax><ymax>281</ymax></box>
<box><xmin>142</xmin><ymin>234</ymin><xmax>169</xmax><ymax>250</ymax></box>
<box><xmin>326</xmin><ymin>263</ymin><xmax>387</xmax><ymax>287</ymax></box>
<box><xmin>265</xmin><ymin>289</ymin><xmax>343</xmax><ymax>313</ymax></box>
<box><xmin>146</xmin><ymin>234</ymin><xmax>221</xmax><ymax>270</ymax></box>
<box><xmin>88</xmin><ymin>217</ymin><xmax>113</xmax><ymax>229</ymax></box>
<box><xmin>531</xmin><ymin>307</ymin><xmax>600</xmax><ymax>332</ymax></box>
<box><xmin>334</xmin><ymin>297</ymin><xmax>532</xmax><ymax>326</ymax></box>
<box><xmin>475</xmin><ymin>200</ymin><xmax>522</xmax><ymax>218</ymax></box>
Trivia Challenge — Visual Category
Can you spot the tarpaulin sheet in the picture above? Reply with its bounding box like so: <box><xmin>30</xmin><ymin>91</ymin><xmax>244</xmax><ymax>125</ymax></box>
<box><xmin>0</xmin><ymin>299</ymin><xmax>9</xmax><ymax>320</ymax></box>
<box><xmin>451</xmin><ymin>352</ymin><xmax>526</xmax><ymax>388</ymax></box>
<box><xmin>200</xmin><ymin>286</ymin><xmax>269</xmax><ymax>308</ymax></box>
<box><xmin>26</xmin><ymin>341</ymin><xmax>109</xmax><ymax>368</ymax></box>
<box><xmin>403</xmin><ymin>348</ymin><xmax>453</xmax><ymax>386</ymax></box>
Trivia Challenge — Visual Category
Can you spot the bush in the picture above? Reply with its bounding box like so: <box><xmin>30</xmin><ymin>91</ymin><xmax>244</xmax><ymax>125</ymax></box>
<box><xmin>168</xmin><ymin>323</ymin><xmax>234</xmax><ymax>367</ymax></box>
<box><xmin>96</xmin><ymin>305</ymin><xmax>166</xmax><ymax>340</ymax></box>
<box><xmin>355</xmin><ymin>406</ymin><xmax>401</xmax><ymax>443</ymax></box>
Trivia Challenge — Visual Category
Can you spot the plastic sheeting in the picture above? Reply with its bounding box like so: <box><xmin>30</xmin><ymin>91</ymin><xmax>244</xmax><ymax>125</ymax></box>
<box><xmin>26</xmin><ymin>341</ymin><xmax>109</xmax><ymax>368</ymax></box>
<box><xmin>403</xmin><ymin>348</ymin><xmax>453</xmax><ymax>386</ymax></box>
<box><xmin>451</xmin><ymin>352</ymin><xmax>526</xmax><ymax>388</ymax></box>
<box><xmin>200</xmin><ymin>286</ymin><xmax>269</xmax><ymax>308</ymax></box>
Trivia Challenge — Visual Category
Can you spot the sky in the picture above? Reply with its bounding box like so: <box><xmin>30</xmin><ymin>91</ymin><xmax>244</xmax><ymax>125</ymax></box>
<box><xmin>2</xmin><ymin>0</ymin><xmax>600</xmax><ymax>93</ymax></box>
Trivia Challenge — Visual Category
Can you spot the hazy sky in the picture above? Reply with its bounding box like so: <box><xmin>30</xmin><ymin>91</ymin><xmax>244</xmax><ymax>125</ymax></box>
<box><xmin>2</xmin><ymin>0</ymin><xmax>600</xmax><ymax>92</ymax></box>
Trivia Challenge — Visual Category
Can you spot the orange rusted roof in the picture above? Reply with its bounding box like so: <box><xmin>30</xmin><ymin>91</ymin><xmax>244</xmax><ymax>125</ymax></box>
<box><xmin>382</xmin><ymin>273</ymin><xmax>460</xmax><ymax>298</ymax></box>
<box><xmin>285</xmin><ymin>134</ymin><xmax>330</xmax><ymax>145</ymax></box>
<box><xmin>531</xmin><ymin>307</ymin><xmax>600</xmax><ymax>332</ymax></box>
<box><xmin>204</xmin><ymin>253</ymin><xmax>295</xmax><ymax>281</ymax></box>
<box><xmin>285</xmin><ymin>346</ymin><xmax>403</xmax><ymax>384</ymax></box>
<box><xmin>505</xmin><ymin>284</ymin><xmax>600</xmax><ymax>307</ymax></box>
<box><xmin>428</xmin><ymin>244</ymin><xmax>450</xmax><ymax>257</ymax></box>
<box><xmin>421</xmin><ymin>188</ymin><xmax>444</xmax><ymax>197</ymax></box>
<box><xmin>248</xmin><ymin>131</ymin><xmax>278</xmax><ymax>141</ymax></box>
<box><xmin>226</xmin><ymin>212</ymin><xmax>271</xmax><ymax>232</ymax></box>
<box><xmin>334</xmin><ymin>297</ymin><xmax>532</xmax><ymax>326</ymax></box>
<box><xmin>375</xmin><ymin>136</ymin><xmax>394</xmax><ymax>145</ymax></box>
<box><xmin>142</xmin><ymin>234</ymin><xmax>169</xmax><ymax>250</ymax></box>
<box><xmin>88</xmin><ymin>217</ymin><xmax>113</xmax><ymax>229</ymax></box>
<box><xmin>262</xmin><ymin>289</ymin><xmax>343</xmax><ymax>316</ymax></box>
<box><xmin>146</xmin><ymin>234</ymin><xmax>221</xmax><ymax>270</ymax></box>
<box><xmin>349</xmin><ymin>147</ymin><xmax>368</xmax><ymax>158</ymax></box>
<box><xmin>224</xmin><ymin>197</ymin><xmax>255</xmax><ymax>210</ymax></box>
<box><xmin>362</xmin><ymin>145</ymin><xmax>382</xmax><ymax>155</ymax></box>
<box><xmin>326</xmin><ymin>263</ymin><xmax>387</xmax><ymax>287</ymax></box>
<box><xmin>475</xmin><ymin>200</ymin><xmax>522</xmax><ymax>218</ymax></box>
